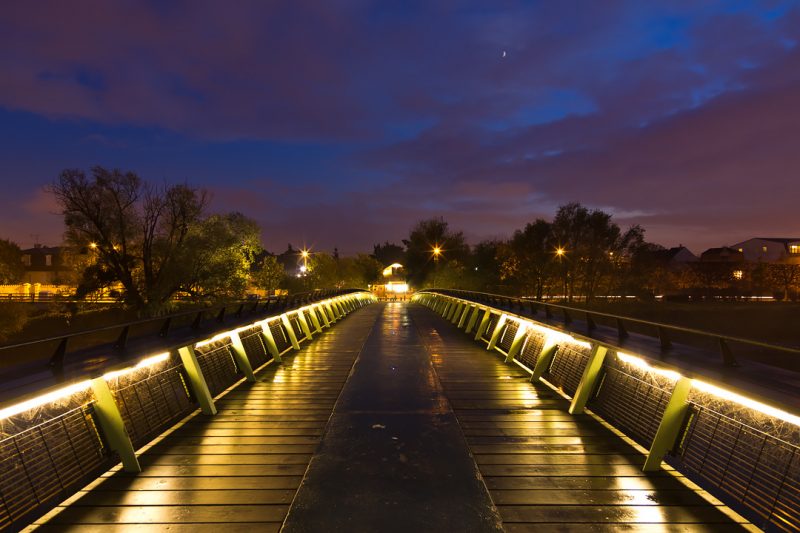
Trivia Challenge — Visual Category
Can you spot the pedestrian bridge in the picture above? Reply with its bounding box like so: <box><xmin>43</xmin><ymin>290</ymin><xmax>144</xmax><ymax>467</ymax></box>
<box><xmin>0</xmin><ymin>290</ymin><xmax>797</xmax><ymax>531</ymax></box>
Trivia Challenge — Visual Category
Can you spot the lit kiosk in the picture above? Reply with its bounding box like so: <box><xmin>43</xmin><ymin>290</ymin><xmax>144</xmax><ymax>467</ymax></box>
<box><xmin>373</xmin><ymin>263</ymin><xmax>409</xmax><ymax>300</ymax></box>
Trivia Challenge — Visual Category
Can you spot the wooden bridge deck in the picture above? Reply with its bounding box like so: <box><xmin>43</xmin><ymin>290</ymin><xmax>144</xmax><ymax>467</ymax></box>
<box><xmin>30</xmin><ymin>302</ymin><xmax>750</xmax><ymax>532</ymax></box>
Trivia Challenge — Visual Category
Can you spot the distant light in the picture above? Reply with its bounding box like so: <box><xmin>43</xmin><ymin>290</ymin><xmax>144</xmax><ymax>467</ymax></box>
<box><xmin>301</xmin><ymin>249</ymin><xmax>310</xmax><ymax>258</ymax></box>
<box><xmin>555</xmin><ymin>247</ymin><xmax>565</xmax><ymax>257</ymax></box>
<box><xmin>389</xmin><ymin>283</ymin><xmax>408</xmax><ymax>293</ymax></box>
<box><xmin>89</xmin><ymin>242</ymin><xmax>97</xmax><ymax>249</ymax></box>
<box><xmin>300</xmin><ymin>265</ymin><xmax>307</xmax><ymax>273</ymax></box>
<box><xmin>432</xmin><ymin>246</ymin><xmax>442</xmax><ymax>257</ymax></box>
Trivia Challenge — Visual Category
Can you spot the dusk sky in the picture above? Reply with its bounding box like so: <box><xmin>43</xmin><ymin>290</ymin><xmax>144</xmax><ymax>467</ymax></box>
<box><xmin>1</xmin><ymin>1</ymin><xmax>799</xmax><ymax>255</ymax></box>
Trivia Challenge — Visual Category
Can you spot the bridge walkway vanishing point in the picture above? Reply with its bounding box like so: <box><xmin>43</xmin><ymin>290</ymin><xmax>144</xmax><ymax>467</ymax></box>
<box><xmin>30</xmin><ymin>302</ymin><xmax>751</xmax><ymax>532</ymax></box>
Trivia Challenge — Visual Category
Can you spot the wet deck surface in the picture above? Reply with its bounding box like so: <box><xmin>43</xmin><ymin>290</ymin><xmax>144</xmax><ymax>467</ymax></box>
<box><xmin>32</xmin><ymin>302</ymin><xmax>749</xmax><ymax>532</ymax></box>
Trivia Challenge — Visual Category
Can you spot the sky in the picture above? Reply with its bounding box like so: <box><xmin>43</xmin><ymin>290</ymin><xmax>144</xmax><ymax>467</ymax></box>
<box><xmin>1</xmin><ymin>0</ymin><xmax>799</xmax><ymax>255</ymax></box>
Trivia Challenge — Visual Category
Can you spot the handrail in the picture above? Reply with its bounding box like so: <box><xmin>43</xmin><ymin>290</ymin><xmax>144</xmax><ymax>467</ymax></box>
<box><xmin>414</xmin><ymin>290</ymin><xmax>799</xmax><ymax>532</ymax></box>
<box><xmin>0</xmin><ymin>289</ymin><xmax>377</xmax><ymax>532</ymax></box>
<box><xmin>426</xmin><ymin>288</ymin><xmax>800</xmax><ymax>367</ymax></box>
<box><xmin>0</xmin><ymin>288</ymin><xmax>366</xmax><ymax>406</ymax></box>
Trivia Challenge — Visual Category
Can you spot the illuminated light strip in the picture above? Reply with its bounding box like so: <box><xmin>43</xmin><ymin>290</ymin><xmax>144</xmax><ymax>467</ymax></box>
<box><xmin>511</xmin><ymin>317</ymin><xmax>588</xmax><ymax>347</ymax></box>
<box><xmin>0</xmin><ymin>380</ymin><xmax>92</xmax><ymax>421</ymax></box>
<box><xmin>692</xmin><ymin>379</ymin><xmax>800</xmax><ymax>427</ymax></box>
<box><xmin>617</xmin><ymin>352</ymin><xmax>681</xmax><ymax>381</ymax></box>
<box><xmin>102</xmin><ymin>352</ymin><xmax>171</xmax><ymax>381</ymax></box>
<box><xmin>194</xmin><ymin>331</ymin><xmax>233</xmax><ymax>348</ymax></box>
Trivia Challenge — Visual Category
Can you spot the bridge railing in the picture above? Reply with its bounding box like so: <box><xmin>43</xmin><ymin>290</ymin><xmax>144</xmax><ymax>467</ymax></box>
<box><xmin>414</xmin><ymin>290</ymin><xmax>799</xmax><ymax>532</ymax></box>
<box><xmin>0</xmin><ymin>290</ymin><xmax>376</xmax><ymax>531</ymax></box>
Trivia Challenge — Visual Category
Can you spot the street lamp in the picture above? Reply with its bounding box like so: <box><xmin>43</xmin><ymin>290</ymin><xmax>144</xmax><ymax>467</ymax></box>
<box><xmin>432</xmin><ymin>245</ymin><xmax>442</xmax><ymax>288</ymax></box>
<box><xmin>300</xmin><ymin>248</ymin><xmax>310</xmax><ymax>271</ymax></box>
<box><xmin>555</xmin><ymin>247</ymin><xmax>567</xmax><ymax>300</ymax></box>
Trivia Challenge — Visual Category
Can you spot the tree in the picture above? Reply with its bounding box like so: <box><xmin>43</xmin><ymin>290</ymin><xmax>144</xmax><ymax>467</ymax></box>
<box><xmin>550</xmin><ymin>203</ymin><xmax>644</xmax><ymax>301</ymax></box>
<box><xmin>372</xmin><ymin>241</ymin><xmax>405</xmax><ymax>266</ymax></box>
<box><xmin>0</xmin><ymin>238</ymin><xmax>24</xmax><ymax>283</ymax></box>
<box><xmin>766</xmin><ymin>259</ymin><xmax>800</xmax><ymax>301</ymax></box>
<box><xmin>175</xmin><ymin>212</ymin><xmax>262</xmax><ymax>300</ymax></box>
<box><xmin>402</xmin><ymin>218</ymin><xmax>469</xmax><ymax>288</ymax></box>
<box><xmin>500</xmin><ymin>220</ymin><xmax>554</xmax><ymax>299</ymax></box>
<box><xmin>50</xmin><ymin>166</ymin><xmax>260</xmax><ymax>313</ymax></box>
<box><xmin>253</xmin><ymin>255</ymin><xmax>285</xmax><ymax>295</ymax></box>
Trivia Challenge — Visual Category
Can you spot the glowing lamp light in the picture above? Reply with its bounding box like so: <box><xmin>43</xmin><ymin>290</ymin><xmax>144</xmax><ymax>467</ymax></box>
<box><xmin>89</xmin><ymin>242</ymin><xmax>98</xmax><ymax>249</ymax></box>
<box><xmin>301</xmin><ymin>249</ymin><xmax>310</xmax><ymax>259</ymax></box>
<box><xmin>555</xmin><ymin>247</ymin><xmax>566</xmax><ymax>257</ymax></box>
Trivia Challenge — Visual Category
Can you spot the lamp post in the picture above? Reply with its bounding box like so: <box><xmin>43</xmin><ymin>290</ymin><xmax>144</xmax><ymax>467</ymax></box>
<box><xmin>432</xmin><ymin>245</ymin><xmax>442</xmax><ymax>288</ymax></box>
<box><xmin>555</xmin><ymin>247</ymin><xmax>567</xmax><ymax>300</ymax></box>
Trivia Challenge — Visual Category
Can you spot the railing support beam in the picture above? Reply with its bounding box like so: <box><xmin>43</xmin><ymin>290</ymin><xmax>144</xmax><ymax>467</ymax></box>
<box><xmin>177</xmin><ymin>345</ymin><xmax>217</xmax><ymax>415</ymax></box>
<box><xmin>643</xmin><ymin>377</ymin><xmax>691</xmax><ymax>471</ymax></box>
<box><xmin>569</xmin><ymin>345</ymin><xmax>608</xmax><ymax>414</ymax></box>
<box><xmin>90</xmin><ymin>377</ymin><xmax>141</xmax><ymax>472</ymax></box>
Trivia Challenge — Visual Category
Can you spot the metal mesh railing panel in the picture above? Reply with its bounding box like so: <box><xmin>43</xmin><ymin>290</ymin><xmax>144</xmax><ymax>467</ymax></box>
<box><xmin>545</xmin><ymin>343</ymin><xmax>591</xmax><ymax>397</ymax></box>
<box><xmin>517</xmin><ymin>330</ymin><xmax>547</xmax><ymax>371</ymax></box>
<box><xmin>269</xmin><ymin>319</ymin><xmax>291</xmax><ymax>353</ymax></box>
<box><xmin>669</xmin><ymin>405</ymin><xmax>800</xmax><ymax>532</ymax></box>
<box><xmin>239</xmin><ymin>326</ymin><xmax>271</xmax><ymax>369</ymax></box>
<box><xmin>496</xmin><ymin>320</ymin><xmax>519</xmax><ymax>354</ymax></box>
<box><xmin>589</xmin><ymin>358</ymin><xmax>673</xmax><ymax>448</ymax></box>
<box><xmin>194</xmin><ymin>342</ymin><xmax>240</xmax><ymax>397</ymax></box>
<box><xmin>110</xmin><ymin>366</ymin><xmax>194</xmax><ymax>449</ymax></box>
<box><xmin>0</xmin><ymin>405</ymin><xmax>112</xmax><ymax>529</ymax></box>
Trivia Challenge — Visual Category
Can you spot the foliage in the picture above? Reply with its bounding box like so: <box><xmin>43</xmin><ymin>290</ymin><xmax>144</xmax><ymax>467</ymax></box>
<box><xmin>765</xmin><ymin>259</ymin><xmax>800</xmax><ymax>300</ymax></box>
<box><xmin>0</xmin><ymin>239</ymin><xmax>24</xmax><ymax>284</ymax></box>
<box><xmin>372</xmin><ymin>241</ymin><xmax>405</xmax><ymax>266</ymax></box>
<box><xmin>402</xmin><ymin>218</ymin><xmax>469</xmax><ymax>288</ymax></box>
<box><xmin>0</xmin><ymin>304</ymin><xmax>30</xmax><ymax>343</ymax></box>
<box><xmin>50</xmin><ymin>166</ymin><xmax>261</xmax><ymax>314</ymax></box>
<box><xmin>253</xmin><ymin>255</ymin><xmax>285</xmax><ymax>295</ymax></box>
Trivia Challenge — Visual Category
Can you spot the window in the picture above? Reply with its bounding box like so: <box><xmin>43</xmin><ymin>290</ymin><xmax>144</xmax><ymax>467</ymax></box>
<box><xmin>738</xmin><ymin>248</ymin><xmax>743</xmax><ymax>252</ymax></box>
<box><xmin>733</xmin><ymin>270</ymin><xmax>744</xmax><ymax>280</ymax></box>
<box><xmin>791</xmin><ymin>245</ymin><xmax>800</xmax><ymax>254</ymax></box>
<box><xmin>45</xmin><ymin>254</ymin><xmax>52</xmax><ymax>266</ymax></box>
<box><xmin>21</xmin><ymin>254</ymin><xmax>30</xmax><ymax>266</ymax></box>
<box><xmin>762</xmin><ymin>246</ymin><xmax>768</xmax><ymax>253</ymax></box>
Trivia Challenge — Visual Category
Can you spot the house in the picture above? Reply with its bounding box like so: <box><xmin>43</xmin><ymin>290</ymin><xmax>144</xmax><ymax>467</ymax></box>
<box><xmin>20</xmin><ymin>245</ymin><xmax>68</xmax><ymax>284</ymax></box>
<box><xmin>699</xmin><ymin>247</ymin><xmax>745</xmax><ymax>263</ymax></box>
<box><xmin>372</xmin><ymin>263</ymin><xmax>409</xmax><ymax>299</ymax></box>
<box><xmin>731</xmin><ymin>238</ymin><xmax>800</xmax><ymax>263</ymax></box>
<box><xmin>648</xmin><ymin>245</ymin><xmax>699</xmax><ymax>265</ymax></box>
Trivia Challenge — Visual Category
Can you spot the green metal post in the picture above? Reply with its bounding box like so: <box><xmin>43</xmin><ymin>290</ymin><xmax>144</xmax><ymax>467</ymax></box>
<box><xmin>474</xmin><ymin>309</ymin><xmax>493</xmax><ymax>341</ymax></box>
<box><xmin>308</xmin><ymin>306</ymin><xmax>323</xmax><ymax>333</ymax></box>
<box><xmin>457</xmin><ymin>304</ymin><xmax>471</xmax><ymax>328</ymax></box>
<box><xmin>90</xmin><ymin>377</ymin><xmax>141</xmax><ymax>472</ymax></box>
<box><xmin>504</xmin><ymin>322</ymin><xmax>528</xmax><ymax>363</ymax></box>
<box><xmin>643</xmin><ymin>376</ymin><xmax>692</xmax><ymax>471</ymax></box>
<box><xmin>317</xmin><ymin>304</ymin><xmax>331</xmax><ymax>328</ymax></box>
<box><xmin>177</xmin><ymin>345</ymin><xmax>217</xmax><ymax>415</ymax></box>
<box><xmin>487</xmin><ymin>314</ymin><xmax>508</xmax><ymax>350</ymax></box>
<box><xmin>324</xmin><ymin>302</ymin><xmax>337</xmax><ymax>323</ymax></box>
<box><xmin>260</xmin><ymin>320</ymin><xmax>282</xmax><ymax>362</ymax></box>
<box><xmin>296</xmin><ymin>311</ymin><xmax>313</xmax><ymax>341</ymax></box>
<box><xmin>465</xmin><ymin>305</ymin><xmax>481</xmax><ymax>333</ymax></box>
<box><xmin>569</xmin><ymin>345</ymin><xmax>608</xmax><ymax>414</ymax></box>
<box><xmin>229</xmin><ymin>331</ymin><xmax>256</xmax><ymax>382</ymax></box>
<box><xmin>281</xmin><ymin>313</ymin><xmax>302</xmax><ymax>350</ymax></box>
<box><xmin>451</xmin><ymin>302</ymin><xmax>464</xmax><ymax>324</ymax></box>
<box><xmin>446</xmin><ymin>301</ymin><xmax>458</xmax><ymax>321</ymax></box>
<box><xmin>530</xmin><ymin>341</ymin><xmax>559</xmax><ymax>382</ymax></box>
